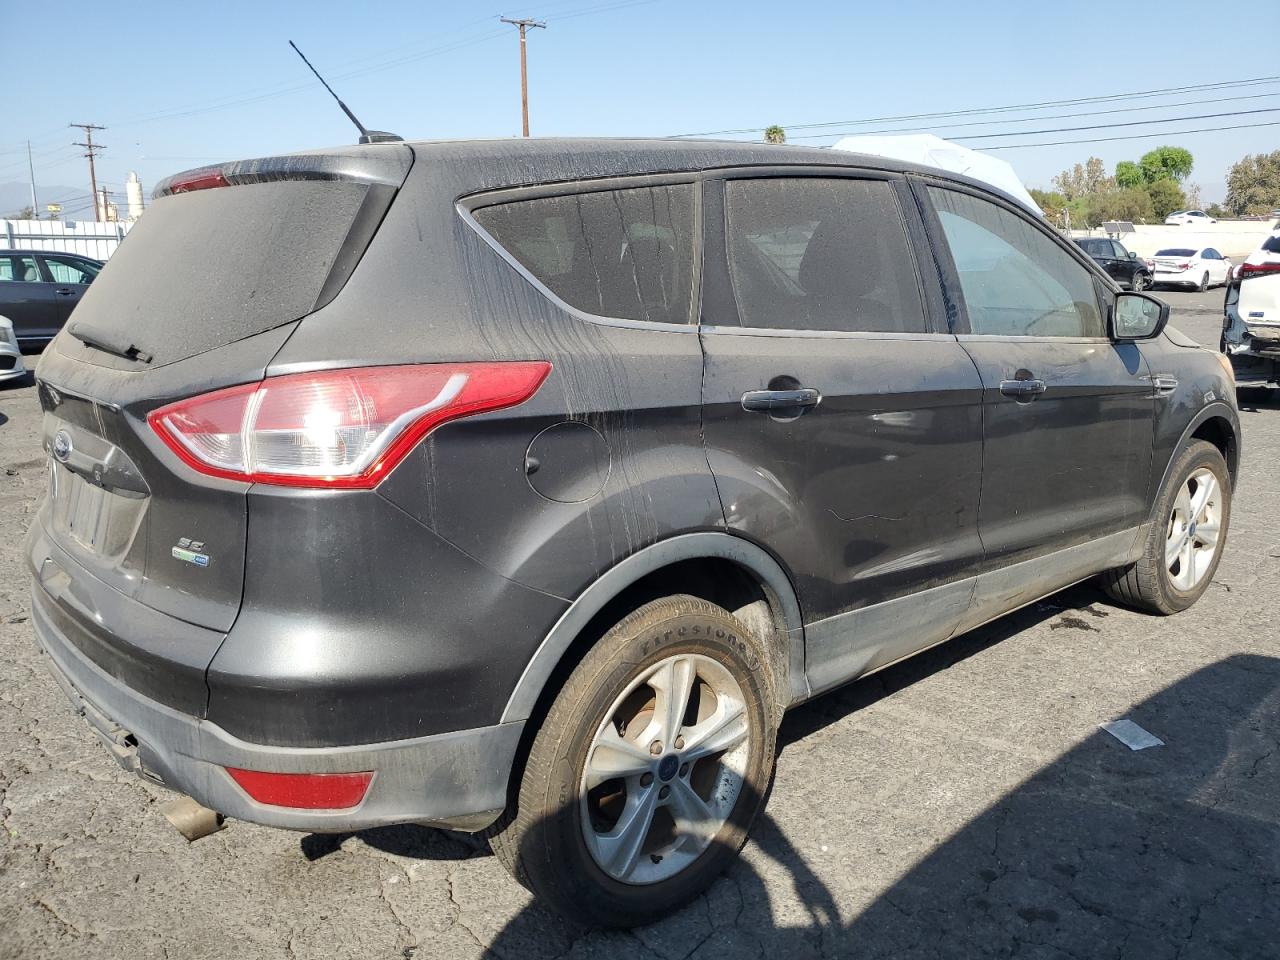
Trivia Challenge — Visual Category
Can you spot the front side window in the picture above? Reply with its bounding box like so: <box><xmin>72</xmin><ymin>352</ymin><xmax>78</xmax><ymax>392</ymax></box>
<box><xmin>723</xmin><ymin>177</ymin><xmax>927</xmax><ymax>334</ymax></box>
<box><xmin>928</xmin><ymin>188</ymin><xmax>1104</xmax><ymax>338</ymax></box>
<box><xmin>42</xmin><ymin>255</ymin><xmax>99</xmax><ymax>284</ymax></box>
<box><xmin>0</xmin><ymin>255</ymin><xmax>41</xmax><ymax>282</ymax></box>
<box><xmin>472</xmin><ymin>184</ymin><xmax>695</xmax><ymax>325</ymax></box>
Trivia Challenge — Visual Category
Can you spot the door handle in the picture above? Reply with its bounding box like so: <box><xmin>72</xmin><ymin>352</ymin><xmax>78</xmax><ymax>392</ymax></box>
<box><xmin>741</xmin><ymin>387</ymin><xmax>822</xmax><ymax>413</ymax></box>
<box><xmin>55</xmin><ymin>288</ymin><xmax>76</xmax><ymax>296</ymax></box>
<box><xmin>999</xmin><ymin>378</ymin><xmax>1047</xmax><ymax>399</ymax></box>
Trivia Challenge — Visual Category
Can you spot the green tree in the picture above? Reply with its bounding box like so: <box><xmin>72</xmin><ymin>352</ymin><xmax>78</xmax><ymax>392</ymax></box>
<box><xmin>763</xmin><ymin>125</ymin><xmax>786</xmax><ymax>145</ymax></box>
<box><xmin>1115</xmin><ymin>161</ymin><xmax>1145</xmax><ymax>189</ymax></box>
<box><xmin>1088</xmin><ymin>187</ymin><xmax>1155</xmax><ymax>225</ymax></box>
<box><xmin>1146</xmin><ymin>179</ymin><xmax>1188</xmax><ymax>220</ymax></box>
<box><xmin>1029</xmin><ymin>187</ymin><xmax>1068</xmax><ymax>225</ymax></box>
<box><xmin>1053</xmin><ymin>157</ymin><xmax>1112</xmax><ymax>200</ymax></box>
<box><xmin>1225</xmin><ymin>150</ymin><xmax>1280</xmax><ymax>215</ymax></box>
<box><xmin>1139</xmin><ymin>146</ymin><xmax>1194</xmax><ymax>184</ymax></box>
<box><xmin>1205</xmin><ymin>202</ymin><xmax>1227</xmax><ymax>219</ymax></box>
<box><xmin>3</xmin><ymin>205</ymin><xmax>34</xmax><ymax>220</ymax></box>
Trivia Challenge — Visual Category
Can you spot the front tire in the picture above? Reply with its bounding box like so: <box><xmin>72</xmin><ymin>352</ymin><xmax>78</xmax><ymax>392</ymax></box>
<box><xmin>1100</xmin><ymin>440</ymin><xmax>1230</xmax><ymax>614</ymax></box>
<box><xmin>488</xmin><ymin>596</ymin><xmax>778</xmax><ymax>927</ymax></box>
<box><xmin>1131</xmin><ymin>273</ymin><xmax>1147</xmax><ymax>292</ymax></box>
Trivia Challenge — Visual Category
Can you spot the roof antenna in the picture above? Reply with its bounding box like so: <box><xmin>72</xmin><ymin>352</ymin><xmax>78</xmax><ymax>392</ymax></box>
<box><xmin>288</xmin><ymin>41</ymin><xmax>402</xmax><ymax>144</ymax></box>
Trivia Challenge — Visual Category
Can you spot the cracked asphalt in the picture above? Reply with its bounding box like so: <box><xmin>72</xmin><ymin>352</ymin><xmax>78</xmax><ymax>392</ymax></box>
<box><xmin>2</xmin><ymin>288</ymin><xmax>1277</xmax><ymax>959</ymax></box>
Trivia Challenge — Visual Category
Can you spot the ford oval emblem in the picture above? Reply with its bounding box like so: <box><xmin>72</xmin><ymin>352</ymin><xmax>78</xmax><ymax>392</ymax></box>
<box><xmin>52</xmin><ymin>430</ymin><xmax>72</xmax><ymax>463</ymax></box>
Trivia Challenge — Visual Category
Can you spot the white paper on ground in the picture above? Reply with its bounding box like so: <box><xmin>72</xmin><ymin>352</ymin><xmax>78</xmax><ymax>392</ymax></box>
<box><xmin>1100</xmin><ymin>718</ymin><xmax>1165</xmax><ymax>751</ymax></box>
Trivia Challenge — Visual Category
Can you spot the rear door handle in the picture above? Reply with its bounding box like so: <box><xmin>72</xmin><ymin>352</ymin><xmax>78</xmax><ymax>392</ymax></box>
<box><xmin>55</xmin><ymin>288</ymin><xmax>76</xmax><ymax>296</ymax></box>
<box><xmin>741</xmin><ymin>387</ymin><xmax>822</xmax><ymax>413</ymax></box>
<box><xmin>999</xmin><ymin>378</ymin><xmax>1047</xmax><ymax>399</ymax></box>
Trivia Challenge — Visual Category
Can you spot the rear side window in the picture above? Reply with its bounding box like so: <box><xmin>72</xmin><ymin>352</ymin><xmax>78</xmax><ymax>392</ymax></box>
<box><xmin>0</xmin><ymin>254</ymin><xmax>40</xmax><ymax>282</ymax></box>
<box><xmin>1262</xmin><ymin>236</ymin><xmax>1280</xmax><ymax>254</ymax></box>
<box><xmin>723</xmin><ymin>177</ymin><xmax>927</xmax><ymax>334</ymax></box>
<box><xmin>472</xmin><ymin>184</ymin><xmax>696</xmax><ymax>325</ymax></box>
<box><xmin>929</xmin><ymin>187</ymin><xmax>1104</xmax><ymax>338</ymax></box>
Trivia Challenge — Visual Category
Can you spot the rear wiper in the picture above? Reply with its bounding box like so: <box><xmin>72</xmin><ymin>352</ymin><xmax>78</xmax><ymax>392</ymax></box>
<box><xmin>69</xmin><ymin>322</ymin><xmax>153</xmax><ymax>364</ymax></box>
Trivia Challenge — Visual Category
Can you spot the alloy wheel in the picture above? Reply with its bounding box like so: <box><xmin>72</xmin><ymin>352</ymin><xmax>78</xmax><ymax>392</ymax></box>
<box><xmin>579</xmin><ymin>654</ymin><xmax>751</xmax><ymax>885</ymax></box>
<box><xmin>1166</xmin><ymin>467</ymin><xmax>1222</xmax><ymax>592</ymax></box>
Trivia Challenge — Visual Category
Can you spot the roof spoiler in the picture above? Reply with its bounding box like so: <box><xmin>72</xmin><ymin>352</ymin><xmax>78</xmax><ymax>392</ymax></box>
<box><xmin>153</xmin><ymin>146</ymin><xmax>413</xmax><ymax>200</ymax></box>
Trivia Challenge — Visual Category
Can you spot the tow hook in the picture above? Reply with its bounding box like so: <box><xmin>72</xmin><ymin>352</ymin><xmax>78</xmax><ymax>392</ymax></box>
<box><xmin>159</xmin><ymin>795</ymin><xmax>226</xmax><ymax>841</ymax></box>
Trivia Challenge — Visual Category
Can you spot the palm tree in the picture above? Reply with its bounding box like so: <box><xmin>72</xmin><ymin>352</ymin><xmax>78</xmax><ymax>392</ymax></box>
<box><xmin>764</xmin><ymin>125</ymin><xmax>786</xmax><ymax>145</ymax></box>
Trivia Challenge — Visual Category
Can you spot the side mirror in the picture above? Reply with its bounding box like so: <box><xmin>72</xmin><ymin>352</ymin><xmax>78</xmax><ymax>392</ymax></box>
<box><xmin>1112</xmin><ymin>292</ymin><xmax>1169</xmax><ymax>341</ymax></box>
<box><xmin>1128</xmin><ymin>251</ymin><xmax>1138</xmax><ymax>260</ymax></box>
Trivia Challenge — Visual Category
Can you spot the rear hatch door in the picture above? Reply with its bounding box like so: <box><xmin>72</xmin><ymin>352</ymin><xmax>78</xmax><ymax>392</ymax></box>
<box><xmin>30</xmin><ymin>145</ymin><xmax>412</xmax><ymax>713</ymax></box>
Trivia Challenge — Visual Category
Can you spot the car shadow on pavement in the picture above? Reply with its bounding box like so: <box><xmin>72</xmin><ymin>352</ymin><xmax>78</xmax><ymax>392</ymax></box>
<box><xmin>476</xmin><ymin>652</ymin><xmax>1279</xmax><ymax>958</ymax></box>
<box><xmin>301</xmin><ymin>588</ymin><xmax>1279</xmax><ymax>957</ymax></box>
<box><xmin>1236</xmin><ymin>385</ymin><xmax>1280</xmax><ymax>414</ymax></box>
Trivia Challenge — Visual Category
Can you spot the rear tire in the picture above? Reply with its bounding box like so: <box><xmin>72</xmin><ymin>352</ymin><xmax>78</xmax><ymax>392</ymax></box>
<box><xmin>1099</xmin><ymin>440</ymin><xmax>1230</xmax><ymax>614</ymax></box>
<box><xmin>487</xmin><ymin>596</ymin><xmax>778</xmax><ymax>927</ymax></box>
<box><xmin>1198</xmin><ymin>271</ymin><xmax>1210</xmax><ymax>292</ymax></box>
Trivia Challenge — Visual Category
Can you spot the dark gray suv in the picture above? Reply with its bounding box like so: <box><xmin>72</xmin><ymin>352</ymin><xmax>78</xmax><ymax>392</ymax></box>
<box><xmin>27</xmin><ymin>139</ymin><xmax>1240</xmax><ymax>926</ymax></box>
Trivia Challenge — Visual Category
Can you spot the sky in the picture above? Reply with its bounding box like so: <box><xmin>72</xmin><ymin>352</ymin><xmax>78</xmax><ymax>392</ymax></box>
<box><xmin>3</xmin><ymin>0</ymin><xmax>1278</xmax><ymax>215</ymax></box>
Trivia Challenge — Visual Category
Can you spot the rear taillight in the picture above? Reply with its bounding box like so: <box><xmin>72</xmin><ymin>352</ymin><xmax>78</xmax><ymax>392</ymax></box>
<box><xmin>226</xmin><ymin>768</ymin><xmax>373</xmax><ymax>809</ymax></box>
<box><xmin>148</xmin><ymin>362</ymin><xmax>551</xmax><ymax>489</ymax></box>
<box><xmin>1178</xmin><ymin>262</ymin><xmax>1190</xmax><ymax>270</ymax></box>
<box><xmin>1238</xmin><ymin>261</ymin><xmax>1280</xmax><ymax>280</ymax></box>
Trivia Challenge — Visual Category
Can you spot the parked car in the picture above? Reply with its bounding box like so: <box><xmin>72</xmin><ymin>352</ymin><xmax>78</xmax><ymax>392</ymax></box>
<box><xmin>27</xmin><ymin>139</ymin><xmax>1240</xmax><ymax>927</ymax></box>
<box><xmin>1222</xmin><ymin>229</ymin><xmax>1280</xmax><ymax>385</ymax></box>
<box><xmin>0</xmin><ymin>314</ymin><xmax>28</xmax><ymax>383</ymax></box>
<box><xmin>1152</xmin><ymin>246</ymin><xmax>1233</xmax><ymax>290</ymax></box>
<box><xmin>1165</xmin><ymin>210</ymin><xmax>1217</xmax><ymax>226</ymax></box>
<box><xmin>0</xmin><ymin>249</ymin><xmax>102</xmax><ymax>346</ymax></box>
<box><xmin>1074</xmin><ymin>237</ymin><xmax>1154</xmax><ymax>290</ymax></box>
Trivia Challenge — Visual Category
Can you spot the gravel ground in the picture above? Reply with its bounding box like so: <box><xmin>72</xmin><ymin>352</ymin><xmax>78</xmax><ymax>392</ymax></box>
<box><xmin>2</xmin><ymin>289</ymin><xmax>1277</xmax><ymax>959</ymax></box>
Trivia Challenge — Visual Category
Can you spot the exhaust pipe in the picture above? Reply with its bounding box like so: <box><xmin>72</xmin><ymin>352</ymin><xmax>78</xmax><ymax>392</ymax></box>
<box><xmin>160</xmin><ymin>795</ymin><xmax>225</xmax><ymax>841</ymax></box>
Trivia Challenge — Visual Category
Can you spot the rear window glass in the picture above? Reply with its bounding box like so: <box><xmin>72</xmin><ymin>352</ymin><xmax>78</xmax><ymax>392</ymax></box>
<box><xmin>1156</xmin><ymin>248</ymin><xmax>1197</xmax><ymax>257</ymax></box>
<box><xmin>69</xmin><ymin>180</ymin><xmax>370</xmax><ymax>366</ymax></box>
<box><xmin>723</xmin><ymin>177</ymin><xmax>927</xmax><ymax>334</ymax></box>
<box><xmin>473</xmin><ymin>184</ymin><xmax>696</xmax><ymax>325</ymax></box>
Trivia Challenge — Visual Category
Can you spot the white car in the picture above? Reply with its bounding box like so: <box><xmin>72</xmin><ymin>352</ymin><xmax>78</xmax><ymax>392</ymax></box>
<box><xmin>1222</xmin><ymin>230</ymin><xmax>1280</xmax><ymax>385</ymax></box>
<box><xmin>0</xmin><ymin>315</ymin><xmax>28</xmax><ymax>384</ymax></box>
<box><xmin>1151</xmin><ymin>246</ymin><xmax>1232</xmax><ymax>290</ymax></box>
<box><xmin>1165</xmin><ymin>209</ymin><xmax>1218</xmax><ymax>226</ymax></box>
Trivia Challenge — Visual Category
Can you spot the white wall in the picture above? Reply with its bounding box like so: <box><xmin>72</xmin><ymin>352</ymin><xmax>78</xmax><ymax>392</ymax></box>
<box><xmin>3</xmin><ymin>219</ymin><xmax>133</xmax><ymax>260</ymax></box>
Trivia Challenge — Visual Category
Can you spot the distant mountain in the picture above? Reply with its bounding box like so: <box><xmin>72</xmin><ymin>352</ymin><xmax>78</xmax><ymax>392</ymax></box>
<box><xmin>0</xmin><ymin>181</ymin><xmax>94</xmax><ymax>220</ymax></box>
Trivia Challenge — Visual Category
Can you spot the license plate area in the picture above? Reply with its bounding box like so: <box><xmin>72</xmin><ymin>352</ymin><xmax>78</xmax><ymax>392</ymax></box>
<box><xmin>49</xmin><ymin>461</ymin><xmax>147</xmax><ymax>562</ymax></box>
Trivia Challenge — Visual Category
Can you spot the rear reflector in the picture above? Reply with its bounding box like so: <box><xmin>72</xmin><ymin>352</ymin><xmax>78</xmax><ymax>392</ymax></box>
<box><xmin>226</xmin><ymin>768</ymin><xmax>373</xmax><ymax>809</ymax></box>
<box><xmin>148</xmin><ymin>361</ymin><xmax>551</xmax><ymax>489</ymax></box>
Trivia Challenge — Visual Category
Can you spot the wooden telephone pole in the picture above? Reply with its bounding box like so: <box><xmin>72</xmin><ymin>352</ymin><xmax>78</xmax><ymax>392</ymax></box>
<box><xmin>71</xmin><ymin>123</ymin><xmax>106</xmax><ymax>221</ymax></box>
<box><xmin>500</xmin><ymin>17</ymin><xmax>545</xmax><ymax>137</ymax></box>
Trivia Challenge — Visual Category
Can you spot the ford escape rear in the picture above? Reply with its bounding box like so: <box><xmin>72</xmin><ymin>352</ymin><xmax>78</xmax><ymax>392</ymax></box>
<box><xmin>28</xmin><ymin>138</ymin><xmax>1239</xmax><ymax>927</ymax></box>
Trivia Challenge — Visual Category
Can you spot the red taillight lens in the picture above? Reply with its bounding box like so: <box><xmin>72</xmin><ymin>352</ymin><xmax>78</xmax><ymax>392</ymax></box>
<box><xmin>1238</xmin><ymin>261</ymin><xmax>1280</xmax><ymax>280</ymax></box>
<box><xmin>148</xmin><ymin>361</ymin><xmax>551</xmax><ymax>488</ymax></box>
<box><xmin>226</xmin><ymin>768</ymin><xmax>373</xmax><ymax>809</ymax></box>
<box><xmin>1178</xmin><ymin>262</ymin><xmax>1190</xmax><ymax>270</ymax></box>
<box><xmin>166</xmin><ymin>167</ymin><xmax>230</xmax><ymax>193</ymax></box>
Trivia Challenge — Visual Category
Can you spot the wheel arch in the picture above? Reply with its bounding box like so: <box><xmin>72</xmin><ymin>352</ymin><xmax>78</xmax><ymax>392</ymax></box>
<box><xmin>500</xmin><ymin>532</ymin><xmax>806</xmax><ymax>728</ymax></box>
<box><xmin>1151</xmin><ymin>402</ymin><xmax>1241</xmax><ymax>523</ymax></box>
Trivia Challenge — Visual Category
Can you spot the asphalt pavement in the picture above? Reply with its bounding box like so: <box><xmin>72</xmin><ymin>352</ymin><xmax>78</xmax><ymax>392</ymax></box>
<box><xmin>1</xmin><ymin>286</ymin><xmax>1276</xmax><ymax>959</ymax></box>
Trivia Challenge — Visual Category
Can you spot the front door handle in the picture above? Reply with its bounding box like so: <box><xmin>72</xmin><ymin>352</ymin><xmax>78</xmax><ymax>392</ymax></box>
<box><xmin>741</xmin><ymin>387</ymin><xmax>822</xmax><ymax>413</ymax></box>
<box><xmin>54</xmin><ymin>288</ymin><xmax>76</xmax><ymax>296</ymax></box>
<box><xmin>999</xmin><ymin>378</ymin><xmax>1047</xmax><ymax>399</ymax></box>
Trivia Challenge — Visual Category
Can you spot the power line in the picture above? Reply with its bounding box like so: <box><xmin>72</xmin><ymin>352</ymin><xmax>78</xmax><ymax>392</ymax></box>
<box><xmin>958</xmin><ymin>106</ymin><xmax>1280</xmax><ymax>142</ymax></box>
<box><xmin>786</xmin><ymin>90</ymin><xmax>1280</xmax><ymax>141</ymax></box>
<box><xmin>670</xmin><ymin>74</ymin><xmax>1280</xmax><ymax>138</ymax></box>
<box><xmin>976</xmin><ymin>118</ymin><xmax>1280</xmax><ymax>151</ymax></box>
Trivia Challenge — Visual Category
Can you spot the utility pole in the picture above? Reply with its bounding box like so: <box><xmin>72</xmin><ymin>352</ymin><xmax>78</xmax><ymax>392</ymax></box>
<box><xmin>26</xmin><ymin>141</ymin><xmax>38</xmax><ymax>219</ymax></box>
<box><xmin>500</xmin><ymin>17</ymin><xmax>545</xmax><ymax>137</ymax></box>
<box><xmin>71</xmin><ymin>123</ymin><xmax>106</xmax><ymax>222</ymax></box>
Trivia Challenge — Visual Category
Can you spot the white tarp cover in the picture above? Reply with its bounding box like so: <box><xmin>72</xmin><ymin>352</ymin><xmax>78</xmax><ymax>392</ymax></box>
<box><xmin>831</xmin><ymin>134</ymin><xmax>1042</xmax><ymax>216</ymax></box>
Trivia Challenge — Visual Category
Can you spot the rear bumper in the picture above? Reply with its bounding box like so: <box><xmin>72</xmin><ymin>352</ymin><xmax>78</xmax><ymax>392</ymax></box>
<box><xmin>31</xmin><ymin>584</ymin><xmax>522</xmax><ymax>833</ymax></box>
<box><xmin>0</xmin><ymin>343</ymin><xmax>26</xmax><ymax>382</ymax></box>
